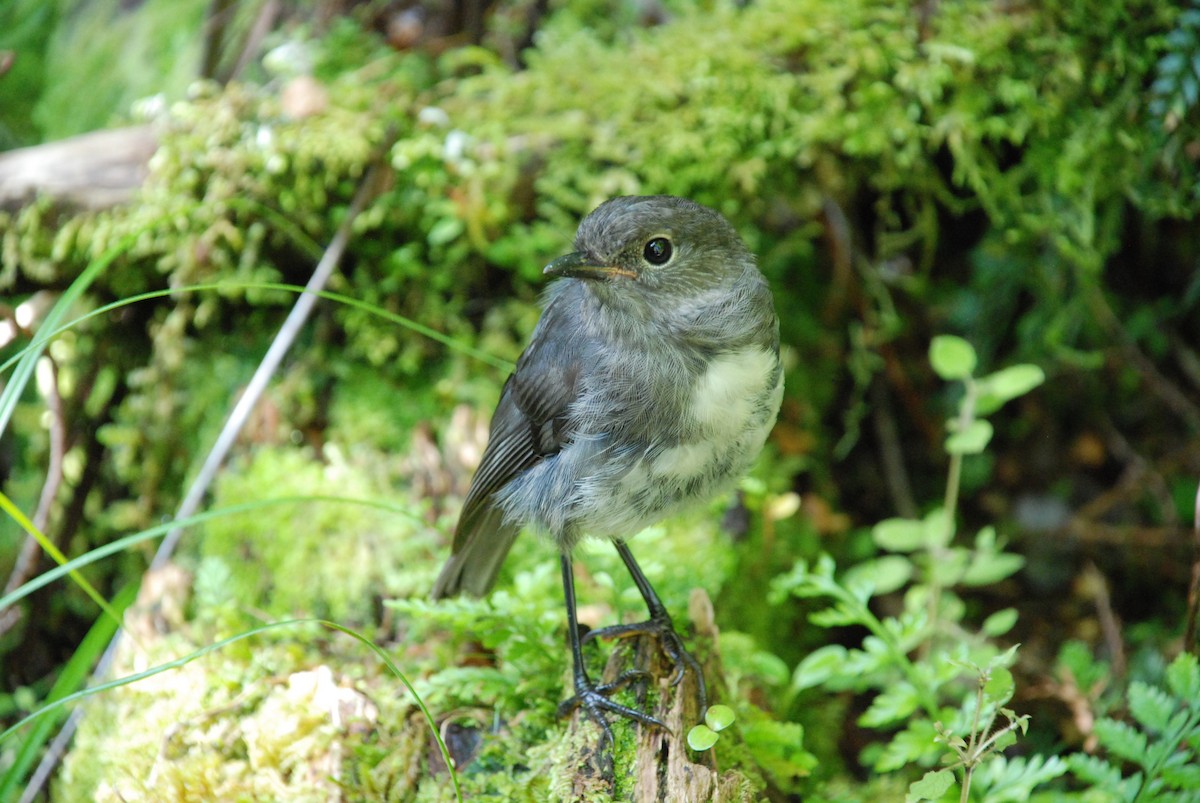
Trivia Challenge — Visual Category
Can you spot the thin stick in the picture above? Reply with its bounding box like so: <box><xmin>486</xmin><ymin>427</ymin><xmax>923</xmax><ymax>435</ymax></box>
<box><xmin>0</xmin><ymin>357</ymin><xmax>66</xmax><ymax>636</ymax></box>
<box><xmin>1185</xmin><ymin>480</ymin><xmax>1200</xmax><ymax>654</ymax></box>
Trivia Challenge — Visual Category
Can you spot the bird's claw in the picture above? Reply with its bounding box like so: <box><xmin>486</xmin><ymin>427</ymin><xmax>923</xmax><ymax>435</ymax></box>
<box><xmin>583</xmin><ymin>613</ymin><xmax>708</xmax><ymax>715</ymax></box>
<box><xmin>559</xmin><ymin>670</ymin><xmax>668</xmax><ymax>744</ymax></box>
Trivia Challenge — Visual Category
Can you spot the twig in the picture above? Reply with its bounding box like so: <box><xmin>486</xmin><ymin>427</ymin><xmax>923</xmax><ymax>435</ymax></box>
<box><xmin>870</xmin><ymin>379</ymin><xmax>918</xmax><ymax>518</ymax></box>
<box><xmin>225</xmin><ymin>0</ymin><xmax>281</xmax><ymax>84</ymax></box>
<box><xmin>1185</xmin><ymin>479</ymin><xmax>1200</xmax><ymax>654</ymax></box>
<box><xmin>1081</xmin><ymin>561</ymin><xmax>1126</xmax><ymax>678</ymax></box>
<box><xmin>1086</xmin><ymin>285</ymin><xmax>1200</xmax><ymax>432</ymax></box>
<box><xmin>0</xmin><ymin>356</ymin><xmax>66</xmax><ymax>636</ymax></box>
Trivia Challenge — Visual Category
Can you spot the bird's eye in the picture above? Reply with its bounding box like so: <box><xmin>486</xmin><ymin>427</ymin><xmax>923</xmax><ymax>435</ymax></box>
<box><xmin>643</xmin><ymin>237</ymin><xmax>673</xmax><ymax>266</ymax></box>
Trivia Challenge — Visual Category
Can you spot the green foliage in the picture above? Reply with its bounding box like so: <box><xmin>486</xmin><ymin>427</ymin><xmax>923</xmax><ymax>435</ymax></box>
<box><xmin>1148</xmin><ymin>1</ymin><xmax>1200</xmax><ymax>214</ymax></box>
<box><xmin>197</xmin><ymin>446</ymin><xmax>437</xmax><ymax>625</ymax></box>
<box><xmin>1065</xmin><ymin>653</ymin><xmax>1200</xmax><ymax>803</ymax></box>
<box><xmin>34</xmin><ymin>0</ymin><xmax>210</xmax><ymax>140</ymax></box>
<box><xmin>773</xmin><ymin>338</ymin><xmax>1049</xmax><ymax>798</ymax></box>
<box><xmin>1</xmin><ymin>1</ymin><xmax>1195</xmax><ymax>799</ymax></box>
<box><xmin>687</xmin><ymin>703</ymin><xmax>736</xmax><ymax>751</ymax></box>
<box><xmin>386</xmin><ymin>565</ymin><xmax>565</xmax><ymax>726</ymax></box>
<box><xmin>0</xmin><ymin>0</ymin><xmax>56</xmax><ymax>147</ymax></box>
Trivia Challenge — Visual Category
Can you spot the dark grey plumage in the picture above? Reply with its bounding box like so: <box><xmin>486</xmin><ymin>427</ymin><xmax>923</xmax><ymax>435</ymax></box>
<box><xmin>431</xmin><ymin>195</ymin><xmax>782</xmax><ymax>739</ymax></box>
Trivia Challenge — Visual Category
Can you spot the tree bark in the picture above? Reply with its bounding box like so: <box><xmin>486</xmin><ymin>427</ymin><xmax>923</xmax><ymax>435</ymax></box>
<box><xmin>561</xmin><ymin>589</ymin><xmax>757</xmax><ymax>802</ymax></box>
<box><xmin>0</xmin><ymin>125</ymin><xmax>156</xmax><ymax>212</ymax></box>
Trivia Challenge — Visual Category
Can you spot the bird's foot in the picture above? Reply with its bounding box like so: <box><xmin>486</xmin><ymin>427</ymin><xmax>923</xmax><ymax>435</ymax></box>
<box><xmin>583</xmin><ymin>612</ymin><xmax>708</xmax><ymax>715</ymax></box>
<box><xmin>558</xmin><ymin>669</ymin><xmax>668</xmax><ymax>745</ymax></box>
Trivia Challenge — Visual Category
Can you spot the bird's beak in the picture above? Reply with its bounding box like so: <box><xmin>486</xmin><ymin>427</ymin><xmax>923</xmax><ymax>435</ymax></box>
<box><xmin>543</xmin><ymin>252</ymin><xmax>637</xmax><ymax>281</ymax></box>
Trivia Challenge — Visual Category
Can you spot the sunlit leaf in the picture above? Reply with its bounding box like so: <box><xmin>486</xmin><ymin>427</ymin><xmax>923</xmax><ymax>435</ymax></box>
<box><xmin>873</xmin><ymin>518</ymin><xmax>925</xmax><ymax>552</ymax></box>
<box><xmin>843</xmin><ymin>556</ymin><xmax>913</xmax><ymax>596</ymax></box>
<box><xmin>946</xmin><ymin>420</ymin><xmax>993</xmax><ymax>454</ymax></box>
<box><xmin>930</xmin><ymin>335</ymin><xmax>977</xmax><ymax>380</ymax></box>
<box><xmin>859</xmin><ymin>682</ymin><xmax>921</xmax><ymax>728</ymax></box>
<box><xmin>981</xmin><ymin>608</ymin><xmax>1019</xmax><ymax>637</ymax></box>
<box><xmin>791</xmin><ymin>645</ymin><xmax>848</xmax><ymax>691</ymax></box>
<box><xmin>907</xmin><ymin>769</ymin><xmax>955</xmax><ymax>801</ymax></box>
<box><xmin>975</xmin><ymin>364</ymin><xmax>1045</xmax><ymax>414</ymax></box>
<box><xmin>688</xmin><ymin>724</ymin><xmax>719</xmax><ymax>751</ymax></box>
<box><xmin>705</xmin><ymin>704</ymin><xmax>736</xmax><ymax>732</ymax></box>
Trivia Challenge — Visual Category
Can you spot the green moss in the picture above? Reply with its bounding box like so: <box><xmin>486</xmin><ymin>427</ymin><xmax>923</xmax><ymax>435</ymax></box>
<box><xmin>53</xmin><ymin>624</ymin><xmax>448</xmax><ymax>802</ymax></box>
<box><xmin>196</xmin><ymin>445</ymin><xmax>439</xmax><ymax>624</ymax></box>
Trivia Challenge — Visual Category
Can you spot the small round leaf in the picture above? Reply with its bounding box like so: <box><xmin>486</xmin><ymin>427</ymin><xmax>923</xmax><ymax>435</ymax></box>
<box><xmin>687</xmin><ymin>724</ymin><xmax>719</xmax><ymax>751</ymax></box>
<box><xmin>872</xmin><ymin>518</ymin><xmax>925</xmax><ymax>552</ymax></box>
<box><xmin>705</xmin><ymin>704</ymin><xmax>736</xmax><ymax>732</ymax></box>
<box><xmin>930</xmin><ymin>336</ymin><xmax>977</xmax><ymax>380</ymax></box>
<box><xmin>945</xmin><ymin>420</ymin><xmax>993</xmax><ymax>454</ymax></box>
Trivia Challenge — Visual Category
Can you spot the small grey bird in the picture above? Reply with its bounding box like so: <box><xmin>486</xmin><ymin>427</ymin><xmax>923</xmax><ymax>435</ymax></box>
<box><xmin>432</xmin><ymin>195</ymin><xmax>782</xmax><ymax>741</ymax></box>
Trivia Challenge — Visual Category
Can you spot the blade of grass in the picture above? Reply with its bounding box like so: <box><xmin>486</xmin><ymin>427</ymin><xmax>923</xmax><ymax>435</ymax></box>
<box><xmin>0</xmin><ymin>491</ymin><xmax>125</xmax><ymax>634</ymax></box>
<box><xmin>321</xmin><ymin>620</ymin><xmax>463</xmax><ymax>800</ymax></box>
<box><xmin>0</xmin><ymin>281</ymin><xmax>514</xmax><ymax>379</ymax></box>
<box><xmin>0</xmin><ymin>494</ymin><xmax>423</xmax><ymax>614</ymax></box>
<box><xmin>0</xmin><ymin>582</ymin><xmax>139</xmax><ymax>802</ymax></box>
<box><xmin>0</xmin><ymin>228</ymin><xmax>147</xmax><ymax>440</ymax></box>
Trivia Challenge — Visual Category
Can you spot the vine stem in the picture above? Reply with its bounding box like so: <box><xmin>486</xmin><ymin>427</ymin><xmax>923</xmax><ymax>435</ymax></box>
<box><xmin>960</xmin><ymin>675</ymin><xmax>986</xmax><ymax>803</ymax></box>
<box><xmin>925</xmin><ymin>376</ymin><xmax>977</xmax><ymax>658</ymax></box>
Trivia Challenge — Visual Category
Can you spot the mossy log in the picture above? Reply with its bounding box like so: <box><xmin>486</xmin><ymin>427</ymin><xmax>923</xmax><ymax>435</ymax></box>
<box><xmin>560</xmin><ymin>589</ymin><xmax>758</xmax><ymax>802</ymax></box>
<box><xmin>0</xmin><ymin>125</ymin><xmax>155</xmax><ymax>211</ymax></box>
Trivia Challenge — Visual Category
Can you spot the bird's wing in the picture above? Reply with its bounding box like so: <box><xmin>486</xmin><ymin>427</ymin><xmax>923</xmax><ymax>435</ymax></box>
<box><xmin>432</xmin><ymin>295</ymin><xmax>585</xmax><ymax>598</ymax></box>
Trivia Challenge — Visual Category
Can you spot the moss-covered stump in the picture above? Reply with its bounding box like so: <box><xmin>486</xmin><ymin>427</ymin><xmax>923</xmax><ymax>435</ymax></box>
<box><xmin>52</xmin><ymin>569</ymin><xmax>783</xmax><ymax>801</ymax></box>
<box><xmin>555</xmin><ymin>590</ymin><xmax>761</xmax><ymax>802</ymax></box>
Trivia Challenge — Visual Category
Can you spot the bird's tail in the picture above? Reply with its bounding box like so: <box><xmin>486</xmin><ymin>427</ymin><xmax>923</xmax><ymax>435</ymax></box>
<box><xmin>430</xmin><ymin>508</ymin><xmax>520</xmax><ymax>598</ymax></box>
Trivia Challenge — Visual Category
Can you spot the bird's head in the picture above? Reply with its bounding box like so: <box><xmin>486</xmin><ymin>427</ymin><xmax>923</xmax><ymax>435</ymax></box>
<box><xmin>543</xmin><ymin>196</ymin><xmax>756</xmax><ymax>304</ymax></box>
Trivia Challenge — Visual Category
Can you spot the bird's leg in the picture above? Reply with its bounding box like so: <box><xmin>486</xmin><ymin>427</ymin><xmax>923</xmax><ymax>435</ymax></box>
<box><xmin>582</xmin><ymin>540</ymin><xmax>709</xmax><ymax>716</ymax></box>
<box><xmin>557</xmin><ymin>552</ymin><xmax>668</xmax><ymax>743</ymax></box>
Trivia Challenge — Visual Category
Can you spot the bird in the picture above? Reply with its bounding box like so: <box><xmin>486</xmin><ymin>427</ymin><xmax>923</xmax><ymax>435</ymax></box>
<box><xmin>432</xmin><ymin>195</ymin><xmax>782</xmax><ymax>743</ymax></box>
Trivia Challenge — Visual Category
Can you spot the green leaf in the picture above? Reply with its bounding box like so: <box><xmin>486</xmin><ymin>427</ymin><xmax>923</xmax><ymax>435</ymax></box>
<box><xmin>791</xmin><ymin>645</ymin><xmax>849</xmax><ymax>691</ymax></box>
<box><xmin>742</xmin><ymin>717</ymin><xmax>817</xmax><ymax>789</ymax></box>
<box><xmin>1127</xmin><ymin>681</ymin><xmax>1176</xmax><ymax>733</ymax></box>
<box><xmin>970</xmin><ymin>755</ymin><xmax>1068</xmax><ymax>800</ymax></box>
<box><xmin>974</xmin><ymin>364</ymin><xmax>1045</xmax><ymax>415</ymax></box>
<box><xmin>873</xmin><ymin>517</ymin><xmax>926</xmax><ymax>552</ymax></box>
<box><xmin>1057</xmin><ymin>641</ymin><xmax>1110</xmax><ymax>693</ymax></box>
<box><xmin>875</xmin><ymin>718</ymin><xmax>942</xmax><ymax>772</ymax></box>
<box><xmin>930</xmin><ymin>335</ymin><xmax>977</xmax><ymax>380</ymax></box>
<box><xmin>924</xmin><ymin>508</ymin><xmax>954</xmax><ymax>549</ymax></box>
<box><xmin>961</xmin><ymin>551</ymin><xmax>1025</xmax><ymax>586</ymax></box>
<box><xmin>907</xmin><ymin>769</ymin><xmax>955</xmax><ymax>802</ymax></box>
<box><xmin>991</xmin><ymin>643</ymin><xmax>1022</xmax><ymax>669</ymax></box>
<box><xmin>859</xmin><ymin>682</ymin><xmax>921</xmax><ymax>728</ymax></box>
<box><xmin>687</xmin><ymin>724</ymin><xmax>719</xmax><ymax>751</ymax></box>
<box><xmin>984</xmin><ymin>666</ymin><xmax>1014</xmax><ymax>703</ymax></box>
<box><xmin>1067</xmin><ymin>752</ymin><xmax>1123</xmax><ymax>788</ymax></box>
<box><xmin>946</xmin><ymin>420</ymin><xmax>993</xmax><ymax>454</ymax></box>
<box><xmin>705</xmin><ymin>704</ymin><xmax>736</xmax><ymax>732</ymax></box>
<box><xmin>981</xmin><ymin>607</ymin><xmax>1019</xmax><ymax>637</ymax></box>
<box><xmin>1161</xmin><ymin>762</ymin><xmax>1200</xmax><ymax>790</ymax></box>
<box><xmin>1166</xmin><ymin>652</ymin><xmax>1200</xmax><ymax>703</ymax></box>
<box><xmin>427</xmin><ymin>216</ymin><xmax>464</xmax><ymax>245</ymax></box>
<box><xmin>1093</xmin><ymin>717</ymin><xmax>1149</xmax><ymax>765</ymax></box>
<box><xmin>991</xmin><ymin>728</ymin><xmax>1019</xmax><ymax>752</ymax></box>
<box><xmin>843</xmin><ymin>555</ymin><xmax>913</xmax><ymax>596</ymax></box>
<box><xmin>928</xmin><ymin>547</ymin><xmax>969</xmax><ymax>587</ymax></box>
<box><xmin>810</xmin><ymin>603</ymin><xmax>866</xmax><ymax>629</ymax></box>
